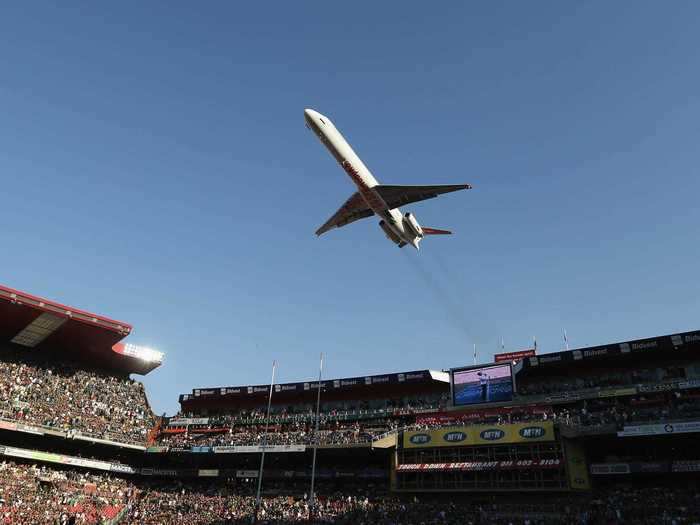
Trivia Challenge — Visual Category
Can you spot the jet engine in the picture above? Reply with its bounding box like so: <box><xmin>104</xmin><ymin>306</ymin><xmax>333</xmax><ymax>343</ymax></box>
<box><xmin>379</xmin><ymin>220</ymin><xmax>402</xmax><ymax>245</ymax></box>
<box><xmin>403</xmin><ymin>212</ymin><xmax>424</xmax><ymax>238</ymax></box>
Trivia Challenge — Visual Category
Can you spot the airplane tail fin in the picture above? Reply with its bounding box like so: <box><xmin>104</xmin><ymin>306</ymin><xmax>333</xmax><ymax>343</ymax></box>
<box><xmin>422</xmin><ymin>227</ymin><xmax>452</xmax><ymax>236</ymax></box>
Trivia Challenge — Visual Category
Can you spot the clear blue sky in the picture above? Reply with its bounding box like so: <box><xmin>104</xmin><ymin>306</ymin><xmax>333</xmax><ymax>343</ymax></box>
<box><xmin>2</xmin><ymin>2</ymin><xmax>699</xmax><ymax>415</ymax></box>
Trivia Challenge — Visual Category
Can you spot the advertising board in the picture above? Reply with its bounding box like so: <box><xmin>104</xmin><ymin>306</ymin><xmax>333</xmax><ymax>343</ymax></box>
<box><xmin>402</xmin><ymin>421</ymin><xmax>554</xmax><ymax>449</ymax></box>
<box><xmin>494</xmin><ymin>349</ymin><xmax>536</xmax><ymax>363</ymax></box>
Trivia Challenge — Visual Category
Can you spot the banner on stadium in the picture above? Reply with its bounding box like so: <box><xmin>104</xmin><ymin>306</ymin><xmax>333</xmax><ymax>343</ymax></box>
<box><xmin>59</xmin><ymin>456</ymin><xmax>108</xmax><ymax>470</ymax></box>
<box><xmin>71</xmin><ymin>433</ymin><xmax>145</xmax><ymax>450</ymax></box>
<box><xmin>0</xmin><ymin>420</ymin><xmax>45</xmax><ymax>435</ymax></box>
<box><xmin>638</xmin><ymin>378</ymin><xmax>700</xmax><ymax>394</ymax></box>
<box><xmin>0</xmin><ymin>421</ymin><xmax>17</xmax><ymax>431</ymax></box>
<box><xmin>168</xmin><ymin>417</ymin><xmax>210</xmax><ymax>426</ymax></box>
<box><xmin>563</xmin><ymin>439</ymin><xmax>590</xmax><ymax>490</ymax></box>
<box><xmin>190</xmin><ymin>446</ymin><xmax>212</xmax><ymax>453</ymax></box>
<box><xmin>146</xmin><ymin>446</ymin><xmax>169</xmax><ymax>453</ymax></box>
<box><xmin>140</xmin><ymin>468</ymin><xmax>179</xmax><ymax>476</ymax></box>
<box><xmin>212</xmin><ymin>445</ymin><xmax>305</xmax><ymax>453</ymax></box>
<box><xmin>523</xmin><ymin>330</ymin><xmax>700</xmax><ymax>370</ymax></box>
<box><xmin>634</xmin><ymin>462</ymin><xmax>669</xmax><ymax>473</ymax></box>
<box><xmin>597</xmin><ymin>387</ymin><xmax>637</xmax><ymax>398</ymax></box>
<box><xmin>16</xmin><ymin>424</ymin><xmax>44</xmax><ymax>435</ymax></box>
<box><xmin>0</xmin><ymin>445</ymin><xmax>115</xmax><ymax>472</ymax></box>
<box><xmin>63</xmin><ymin>456</ymin><xmax>112</xmax><ymax>470</ymax></box>
<box><xmin>396</xmin><ymin>459</ymin><xmax>562</xmax><ymax>472</ymax></box>
<box><xmin>494</xmin><ymin>349</ymin><xmax>536</xmax><ymax>363</ymax></box>
<box><xmin>402</xmin><ymin>421</ymin><xmax>554</xmax><ymax>449</ymax></box>
<box><xmin>544</xmin><ymin>392</ymin><xmax>582</xmax><ymax>403</ymax></box>
<box><xmin>198</xmin><ymin>469</ymin><xmax>219</xmax><ymax>477</ymax></box>
<box><xmin>110</xmin><ymin>463</ymin><xmax>137</xmax><ymax>474</ymax></box>
<box><xmin>193</xmin><ymin>389</ymin><xmax>218</xmax><ymax>397</ymax></box>
<box><xmin>639</xmin><ymin>383</ymin><xmax>681</xmax><ymax>393</ymax></box>
<box><xmin>187</xmin><ymin>370</ymin><xmax>433</xmax><ymax>399</ymax></box>
<box><xmin>590</xmin><ymin>462</ymin><xmax>669</xmax><ymax>475</ymax></box>
<box><xmin>3</xmin><ymin>446</ymin><xmax>65</xmax><ymax>464</ymax></box>
<box><xmin>236</xmin><ymin>470</ymin><xmax>259</xmax><ymax>478</ymax></box>
<box><xmin>672</xmin><ymin>460</ymin><xmax>700</xmax><ymax>473</ymax></box>
<box><xmin>617</xmin><ymin>421</ymin><xmax>700</xmax><ymax>437</ymax></box>
<box><xmin>590</xmin><ymin>463</ymin><xmax>631</xmax><ymax>475</ymax></box>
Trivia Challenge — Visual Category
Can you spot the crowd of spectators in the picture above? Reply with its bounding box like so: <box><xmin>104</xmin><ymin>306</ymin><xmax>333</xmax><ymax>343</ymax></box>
<box><xmin>0</xmin><ymin>350</ymin><xmax>155</xmax><ymax>444</ymax></box>
<box><xmin>124</xmin><ymin>484</ymin><xmax>471</xmax><ymax>525</ymax></box>
<box><xmin>554</xmin><ymin>391</ymin><xmax>700</xmax><ymax>429</ymax></box>
<box><xmin>0</xmin><ymin>460</ymin><xmax>129</xmax><ymax>524</ymax></box>
<box><xmin>1</xmin><ymin>459</ymin><xmax>699</xmax><ymax>524</ymax></box>
<box><xmin>111</xmin><ymin>481</ymin><xmax>700</xmax><ymax>524</ymax></box>
<box><xmin>160</xmin><ymin>388</ymin><xmax>700</xmax><ymax>449</ymax></box>
<box><xmin>178</xmin><ymin>393</ymin><xmax>448</xmax><ymax>428</ymax></box>
<box><xmin>516</xmin><ymin>366</ymin><xmax>688</xmax><ymax>397</ymax></box>
<box><xmin>158</xmin><ymin>421</ymin><xmax>387</xmax><ymax>448</ymax></box>
<box><xmin>574</xmin><ymin>485</ymin><xmax>700</xmax><ymax>525</ymax></box>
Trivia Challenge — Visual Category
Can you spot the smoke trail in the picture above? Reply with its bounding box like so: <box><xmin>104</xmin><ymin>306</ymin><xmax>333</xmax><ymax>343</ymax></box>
<box><xmin>400</xmin><ymin>249</ymin><xmax>473</xmax><ymax>342</ymax></box>
<box><xmin>428</xmin><ymin>250</ymin><xmax>465</xmax><ymax>291</ymax></box>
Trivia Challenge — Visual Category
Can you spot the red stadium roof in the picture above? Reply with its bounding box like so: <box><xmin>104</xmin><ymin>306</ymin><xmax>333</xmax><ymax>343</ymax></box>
<box><xmin>0</xmin><ymin>284</ymin><xmax>161</xmax><ymax>375</ymax></box>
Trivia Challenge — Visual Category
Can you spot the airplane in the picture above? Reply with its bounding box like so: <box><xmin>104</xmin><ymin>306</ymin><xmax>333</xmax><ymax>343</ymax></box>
<box><xmin>305</xmin><ymin>108</ymin><xmax>471</xmax><ymax>249</ymax></box>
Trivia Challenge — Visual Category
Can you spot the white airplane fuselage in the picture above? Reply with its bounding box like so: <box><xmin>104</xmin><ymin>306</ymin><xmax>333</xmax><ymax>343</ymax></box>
<box><xmin>304</xmin><ymin>108</ymin><xmax>419</xmax><ymax>248</ymax></box>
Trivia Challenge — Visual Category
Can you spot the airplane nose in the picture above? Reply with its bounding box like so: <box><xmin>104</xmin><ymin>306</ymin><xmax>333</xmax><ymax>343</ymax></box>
<box><xmin>304</xmin><ymin>109</ymin><xmax>314</xmax><ymax>125</ymax></box>
<box><xmin>306</xmin><ymin>108</ymin><xmax>325</xmax><ymax>120</ymax></box>
<box><xmin>305</xmin><ymin>108</ymin><xmax>328</xmax><ymax>128</ymax></box>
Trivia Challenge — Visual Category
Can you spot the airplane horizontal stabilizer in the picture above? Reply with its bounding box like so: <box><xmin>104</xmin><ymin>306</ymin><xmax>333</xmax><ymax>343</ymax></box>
<box><xmin>422</xmin><ymin>227</ymin><xmax>452</xmax><ymax>235</ymax></box>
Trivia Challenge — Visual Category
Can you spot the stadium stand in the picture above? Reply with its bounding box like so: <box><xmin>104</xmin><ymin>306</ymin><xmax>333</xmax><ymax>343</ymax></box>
<box><xmin>0</xmin><ymin>347</ymin><xmax>154</xmax><ymax>443</ymax></box>
<box><xmin>2</xmin><ymin>284</ymin><xmax>700</xmax><ymax>522</ymax></box>
<box><xmin>0</xmin><ymin>285</ymin><xmax>161</xmax><ymax>447</ymax></box>
<box><xmin>2</xmin><ymin>456</ymin><xmax>699</xmax><ymax>523</ymax></box>
<box><xmin>0</xmin><ymin>459</ymin><xmax>129</xmax><ymax>524</ymax></box>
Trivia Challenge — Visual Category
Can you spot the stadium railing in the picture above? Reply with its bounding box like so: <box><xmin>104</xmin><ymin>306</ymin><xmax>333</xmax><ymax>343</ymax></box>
<box><xmin>371</xmin><ymin>424</ymin><xmax>422</xmax><ymax>443</ymax></box>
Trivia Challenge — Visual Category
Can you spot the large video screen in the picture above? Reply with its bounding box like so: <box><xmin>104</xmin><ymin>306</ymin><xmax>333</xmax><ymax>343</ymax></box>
<box><xmin>452</xmin><ymin>363</ymin><xmax>514</xmax><ymax>406</ymax></box>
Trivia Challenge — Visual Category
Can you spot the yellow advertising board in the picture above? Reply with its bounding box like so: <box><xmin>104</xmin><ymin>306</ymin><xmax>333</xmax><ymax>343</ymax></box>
<box><xmin>597</xmin><ymin>387</ymin><xmax>637</xmax><ymax>398</ymax></box>
<box><xmin>402</xmin><ymin>421</ymin><xmax>555</xmax><ymax>448</ymax></box>
<box><xmin>563</xmin><ymin>438</ymin><xmax>591</xmax><ymax>490</ymax></box>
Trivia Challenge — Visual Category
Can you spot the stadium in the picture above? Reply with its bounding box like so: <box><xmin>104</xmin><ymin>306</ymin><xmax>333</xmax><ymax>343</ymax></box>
<box><xmin>1</xmin><ymin>283</ymin><xmax>699</xmax><ymax>524</ymax></box>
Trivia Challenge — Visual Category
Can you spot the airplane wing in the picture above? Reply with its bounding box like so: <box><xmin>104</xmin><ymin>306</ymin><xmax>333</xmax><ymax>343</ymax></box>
<box><xmin>374</xmin><ymin>184</ymin><xmax>471</xmax><ymax>209</ymax></box>
<box><xmin>315</xmin><ymin>191</ymin><xmax>374</xmax><ymax>236</ymax></box>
